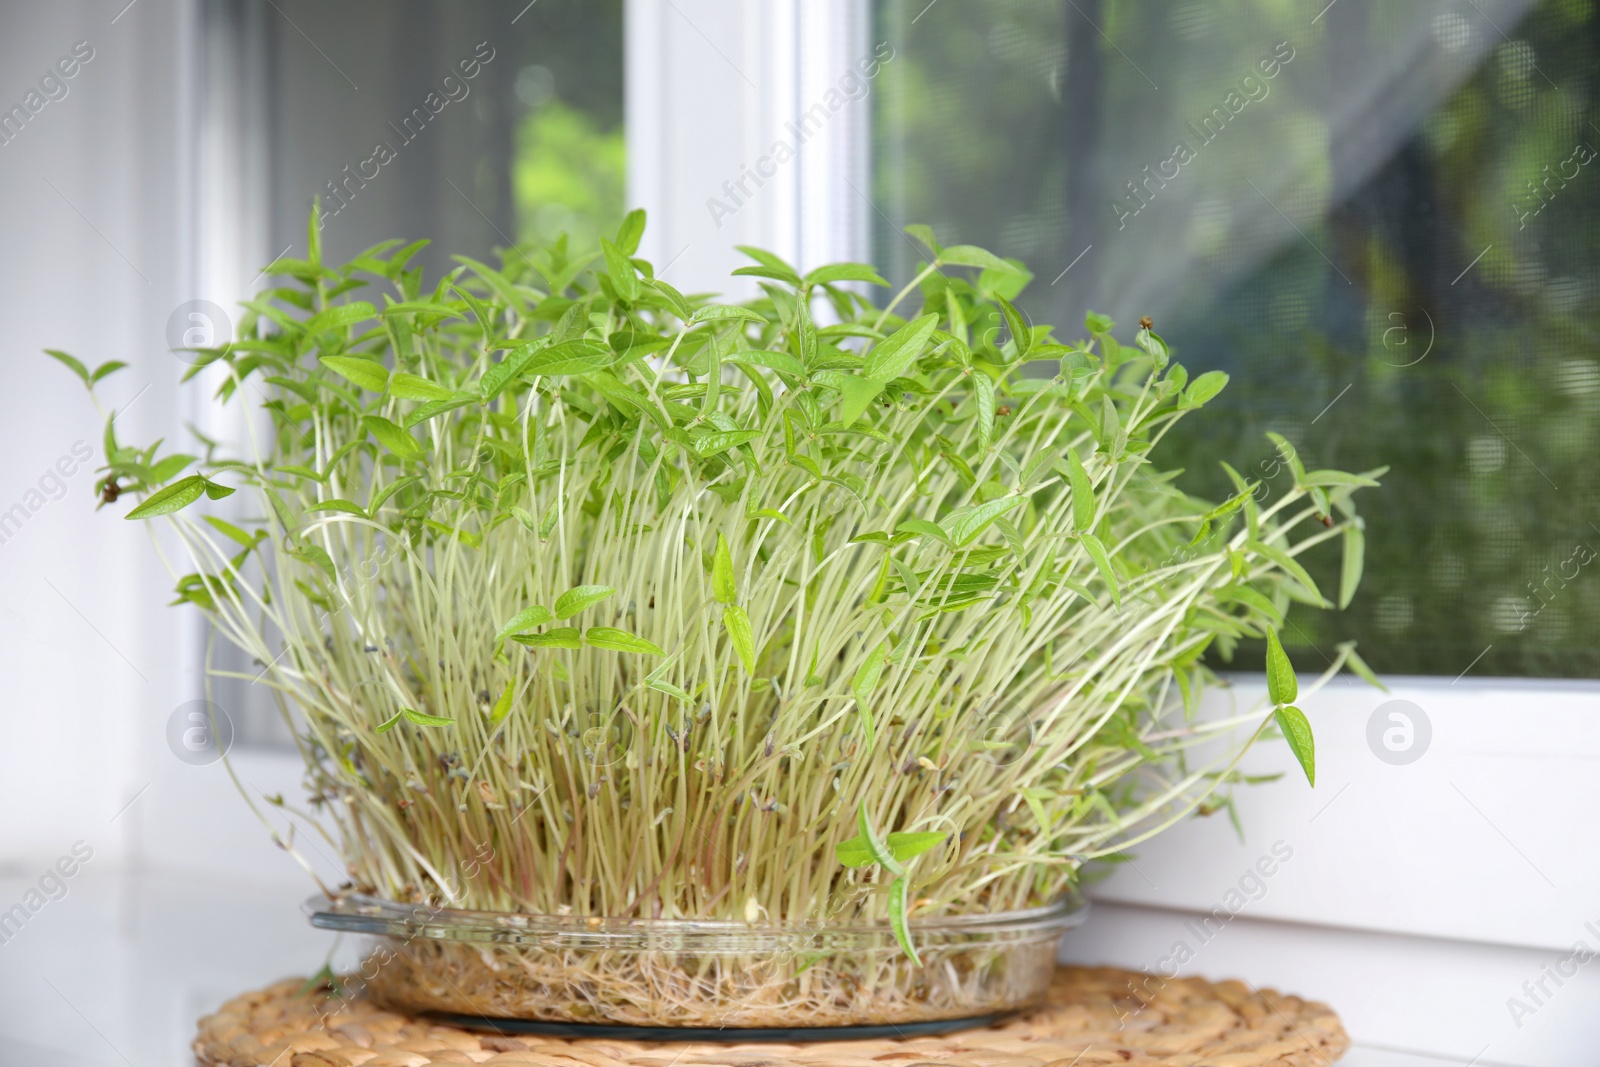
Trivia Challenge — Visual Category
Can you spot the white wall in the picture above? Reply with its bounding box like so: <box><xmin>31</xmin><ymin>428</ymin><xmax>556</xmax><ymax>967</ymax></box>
<box><xmin>0</xmin><ymin>0</ymin><xmax>194</xmax><ymax>873</ymax></box>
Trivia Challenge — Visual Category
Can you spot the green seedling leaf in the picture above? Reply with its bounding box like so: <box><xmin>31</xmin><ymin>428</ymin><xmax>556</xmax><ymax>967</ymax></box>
<box><xmin>1303</xmin><ymin>469</ymin><xmax>1383</xmax><ymax>489</ymax></box>
<box><xmin>996</xmin><ymin>295</ymin><xmax>1032</xmax><ymax>360</ymax></box>
<box><xmin>712</xmin><ymin>533</ymin><xmax>737</xmax><ymax>604</ymax></box>
<box><xmin>862</xmin><ymin>313</ymin><xmax>939</xmax><ymax>381</ymax></box>
<box><xmin>527</xmin><ymin>339</ymin><xmax>615</xmax><ymax>378</ymax></box>
<box><xmin>490</xmin><ymin>681</ymin><xmax>515</xmax><ymax>724</ymax></box>
<box><xmin>403</xmin><ymin>708</ymin><xmax>455</xmax><ymax>728</ymax></box>
<box><xmin>306</xmin><ymin>301</ymin><xmax>377</xmax><ymax>335</ymax></box>
<box><xmin>972</xmin><ymin>370</ymin><xmax>996</xmax><ymax>452</ymax></box>
<box><xmin>306</xmin><ymin>499</ymin><xmax>368</xmax><ymax>518</ymax></box>
<box><xmin>1249</xmin><ymin>538</ymin><xmax>1324</xmax><ymax>605</ymax></box>
<box><xmin>904</xmin><ymin>224</ymin><xmax>941</xmax><ymax>255</ymax></box>
<box><xmin>45</xmin><ymin>349</ymin><xmax>91</xmax><ymax>387</ymax></box>
<box><xmin>941</xmin><ymin>244</ymin><xmax>1020</xmax><ymax>273</ymax></box>
<box><xmin>835</xmin><ymin>376</ymin><xmax>884</xmax><ymax>427</ymax></box>
<box><xmin>856</xmin><ymin>801</ymin><xmax>905</xmax><ymax>876</ymax></box>
<box><xmin>362</xmin><ymin>415</ymin><xmax>422</xmax><ymax>460</ymax></box>
<box><xmin>1339</xmin><ymin>520</ymin><xmax>1365</xmax><ymax>610</ymax></box>
<box><xmin>1068</xmin><ymin>450</ymin><xmax>1094</xmax><ymax>531</ymax></box>
<box><xmin>805</xmin><ymin>262</ymin><xmax>889</xmax><ymax>287</ymax></box>
<box><xmin>615</xmin><ymin>207</ymin><xmax>647</xmax><ymax>254</ymax></box>
<box><xmin>694</xmin><ymin>429</ymin><xmax>762</xmax><ymax>457</ymax></box>
<box><xmin>887</xmin><ymin>831</ymin><xmax>946</xmax><ymax>863</ymax></box>
<box><xmin>374</xmin><ymin>711</ymin><xmax>403</xmax><ymax>734</ymax></box>
<box><xmin>554</xmin><ymin>585</ymin><xmax>615</xmax><ymax>619</ymax></box>
<box><xmin>1080</xmin><ymin>533</ymin><xmax>1120</xmax><ymax>608</ymax></box>
<box><xmin>1264</xmin><ymin>628</ymin><xmax>1298</xmax><ymax>706</ymax></box>
<box><xmin>203</xmin><ymin>480</ymin><xmax>235</xmax><ymax>500</ymax></box>
<box><xmin>1274</xmin><ymin>705</ymin><xmax>1315</xmax><ymax>786</ymax></box>
<box><xmin>691</xmin><ymin>304</ymin><xmax>766</xmax><ymax>325</ymax></box>
<box><xmin>125</xmin><ymin>475</ymin><xmax>206</xmax><ymax>519</ymax></box>
<box><xmin>897</xmin><ymin>518</ymin><xmax>952</xmax><ymax>546</ymax></box>
<box><xmin>495</xmin><ymin>605</ymin><xmax>555</xmax><ymax>643</ymax></box>
<box><xmin>1339</xmin><ymin>642</ymin><xmax>1387</xmax><ymax>692</ymax></box>
<box><xmin>1184</xmin><ymin>370</ymin><xmax>1229</xmax><ymax>408</ymax></box>
<box><xmin>727</xmin><ymin>349</ymin><xmax>806</xmax><ymax>377</ymax></box>
<box><xmin>835</xmin><ymin>834</ymin><xmax>874</xmax><ymax>867</ymax></box>
<box><xmin>723</xmin><ymin>604</ymin><xmax>757</xmax><ymax>673</ymax></box>
<box><xmin>388</xmin><ymin>372</ymin><xmax>455</xmax><ymax>402</ymax></box>
<box><xmin>852</xmin><ymin>640</ymin><xmax>888</xmax><ymax>732</ymax></box>
<box><xmin>888</xmin><ymin>876</ymin><xmax>920</xmax><ymax>966</ymax></box>
<box><xmin>511</xmin><ymin>627</ymin><xmax>583</xmax><ymax>649</ymax></box>
<box><xmin>584</xmin><ymin>626</ymin><xmax>666</xmax><ymax>655</ymax></box>
<box><xmin>321</xmin><ymin>356</ymin><xmax>389</xmax><ymax>393</ymax></box>
<box><xmin>941</xmin><ymin>494</ymin><xmax>1025</xmax><ymax>547</ymax></box>
<box><xmin>601</xmin><ymin>238</ymin><xmax>640</xmax><ymax>303</ymax></box>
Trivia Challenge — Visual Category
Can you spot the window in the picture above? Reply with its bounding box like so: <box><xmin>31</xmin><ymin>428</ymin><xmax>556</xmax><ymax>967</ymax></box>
<box><xmin>197</xmin><ymin>0</ymin><xmax>625</xmax><ymax>743</ymax></box>
<box><xmin>870</xmin><ymin>0</ymin><xmax>1600</xmax><ymax>679</ymax></box>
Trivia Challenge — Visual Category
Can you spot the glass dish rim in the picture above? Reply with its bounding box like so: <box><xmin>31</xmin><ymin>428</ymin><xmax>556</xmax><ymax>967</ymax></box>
<box><xmin>306</xmin><ymin>889</ymin><xmax>1089</xmax><ymax>940</ymax></box>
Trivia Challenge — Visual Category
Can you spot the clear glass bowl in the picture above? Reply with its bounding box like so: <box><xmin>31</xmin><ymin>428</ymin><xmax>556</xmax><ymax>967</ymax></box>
<box><xmin>307</xmin><ymin>892</ymin><xmax>1087</xmax><ymax>1031</ymax></box>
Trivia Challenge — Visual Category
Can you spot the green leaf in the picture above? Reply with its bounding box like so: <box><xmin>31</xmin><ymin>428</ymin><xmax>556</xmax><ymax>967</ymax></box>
<box><xmin>1339</xmin><ymin>642</ymin><xmax>1387</xmax><ymax>692</ymax></box>
<box><xmin>490</xmin><ymin>680</ymin><xmax>516</xmax><ymax>724</ymax></box>
<box><xmin>125</xmin><ymin>475</ymin><xmax>206</xmax><ymax>519</ymax></box>
<box><xmin>693</xmin><ymin>429</ymin><xmax>762</xmax><ymax>457</ymax></box>
<box><xmin>306</xmin><ymin>301</ymin><xmax>377</xmax><ymax>335</ymax></box>
<box><xmin>362</xmin><ymin>415</ymin><xmax>422</xmax><ymax>460</ymax></box>
<box><xmin>1264</xmin><ymin>628</ymin><xmax>1298</xmax><ymax>706</ymax></box>
<box><xmin>835</xmin><ymin>834</ymin><xmax>874</xmax><ymax>867</ymax></box>
<box><xmin>615</xmin><ymin>208</ymin><xmax>647</xmax><ymax>255</ymax></box>
<box><xmin>647</xmin><ymin>678</ymin><xmax>693</xmax><ymax>702</ymax></box>
<box><xmin>887</xmin><ymin>831</ymin><xmax>946</xmax><ymax>862</ymax></box>
<box><xmin>712</xmin><ymin>533</ymin><xmax>737</xmax><ymax>604</ymax></box>
<box><xmin>45</xmin><ymin>349</ymin><xmax>91</xmax><ymax>386</ymax></box>
<box><xmin>723</xmin><ymin>604</ymin><xmax>757</xmax><ymax>672</ymax></box>
<box><xmin>388</xmin><ymin>372</ymin><xmax>455</xmax><ymax>402</ymax></box>
<box><xmin>896</xmin><ymin>517</ymin><xmax>952</xmax><ymax>546</ymax></box>
<box><xmin>148</xmin><ymin>453</ymin><xmax>197</xmax><ymax>484</ymax></box>
<box><xmin>203</xmin><ymin>480</ymin><xmax>235</xmax><ymax>501</ymax></box>
<box><xmin>526</xmin><ymin>339</ymin><xmax>616</xmax><ymax>378</ymax></box>
<box><xmin>1068</xmin><ymin>451</ymin><xmax>1095</xmax><ymax>532</ymax></box>
<box><xmin>375</xmin><ymin>711</ymin><xmax>403</xmax><ymax>734</ymax></box>
<box><xmin>862</xmin><ymin>313</ymin><xmax>939</xmax><ymax>381</ymax></box>
<box><xmin>403</xmin><ymin>708</ymin><xmax>455</xmax><ymax>728</ymax></box>
<box><xmin>1249</xmin><ymin>538</ymin><xmax>1324</xmax><ymax>605</ymax></box>
<box><xmin>888</xmin><ymin>876</ymin><xmax>920</xmax><ymax>966</ymax></box>
<box><xmin>1184</xmin><ymin>370</ymin><xmax>1230</xmax><ymax>408</ymax></box>
<box><xmin>404</xmin><ymin>392</ymin><xmax>478</xmax><ymax>427</ymax></box>
<box><xmin>306</xmin><ymin>499</ymin><xmax>368</xmax><ymax>518</ymax></box>
<box><xmin>856</xmin><ymin>802</ymin><xmax>905</xmax><ymax>876</ymax></box>
<box><xmin>1303</xmin><ymin>469</ymin><xmax>1382</xmax><ymax>489</ymax></box>
<box><xmin>1339</xmin><ymin>521</ymin><xmax>1365</xmax><ymax>610</ymax></box>
<box><xmin>495</xmin><ymin>605</ymin><xmax>555</xmax><ymax>643</ymax></box>
<box><xmin>941</xmin><ymin>494</ymin><xmax>1025</xmax><ymax>547</ymax></box>
<box><xmin>321</xmin><ymin>356</ymin><xmax>389</xmax><ymax>393</ymax></box>
<box><xmin>996</xmin><ymin>296</ymin><xmax>1031</xmax><ymax>360</ymax></box>
<box><xmin>972</xmin><ymin>371</ymin><xmax>996</xmax><ymax>452</ymax></box>
<box><xmin>1080</xmin><ymin>533</ymin><xmax>1120</xmax><ymax>608</ymax></box>
<box><xmin>554</xmin><ymin>585</ymin><xmax>616</xmax><ymax>620</ymax></box>
<box><xmin>204</xmin><ymin>515</ymin><xmax>259</xmax><ymax>548</ymax></box>
<box><xmin>904</xmin><ymin>224</ymin><xmax>942</xmax><ymax>256</ymax></box>
<box><xmin>1274</xmin><ymin>705</ymin><xmax>1315</xmax><ymax>786</ymax></box>
<box><xmin>941</xmin><ymin>244</ymin><xmax>1021</xmax><ymax>273</ymax></box>
<box><xmin>511</xmin><ymin>627</ymin><xmax>583</xmax><ymax>649</ymax></box>
<box><xmin>727</xmin><ymin>349</ymin><xmax>806</xmax><ymax>377</ymax></box>
<box><xmin>804</xmin><ymin>262</ymin><xmax>890</xmax><ymax>287</ymax></box>
<box><xmin>585</xmin><ymin>626</ymin><xmax>666</xmax><ymax>655</ymax></box>
<box><xmin>691</xmin><ymin>304</ymin><xmax>766</xmax><ymax>325</ymax></box>
<box><xmin>836</xmin><ymin>376</ymin><xmax>885</xmax><ymax>427</ymax></box>
<box><xmin>852</xmin><ymin>640</ymin><xmax>888</xmax><ymax>721</ymax></box>
<box><xmin>601</xmin><ymin>238</ymin><xmax>640</xmax><ymax>303</ymax></box>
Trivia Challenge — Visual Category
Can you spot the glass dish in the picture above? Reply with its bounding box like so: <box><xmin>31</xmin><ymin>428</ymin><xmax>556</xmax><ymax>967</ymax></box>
<box><xmin>307</xmin><ymin>892</ymin><xmax>1087</xmax><ymax>1031</ymax></box>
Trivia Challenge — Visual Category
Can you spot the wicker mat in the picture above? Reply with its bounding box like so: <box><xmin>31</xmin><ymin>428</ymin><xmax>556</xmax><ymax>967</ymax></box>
<box><xmin>193</xmin><ymin>966</ymin><xmax>1348</xmax><ymax>1067</ymax></box>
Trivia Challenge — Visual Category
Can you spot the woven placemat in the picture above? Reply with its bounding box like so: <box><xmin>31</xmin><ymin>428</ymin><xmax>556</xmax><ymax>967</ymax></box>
<box><xmin>194</xmin><ymin>966</ymin><xmax>1348</xmax><ymax>1067</ymax></box>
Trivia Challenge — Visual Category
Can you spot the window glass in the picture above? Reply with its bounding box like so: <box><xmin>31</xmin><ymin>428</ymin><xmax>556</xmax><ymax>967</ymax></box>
<box><xmin>201</xmin><ymin>0</ymin><xmax>623</xmax><ymax>744</ymax></box>
<box><xmin>872</xmin><ymin>0</ymin><xmax>1600</xmax><ymax>678</ymax></box>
